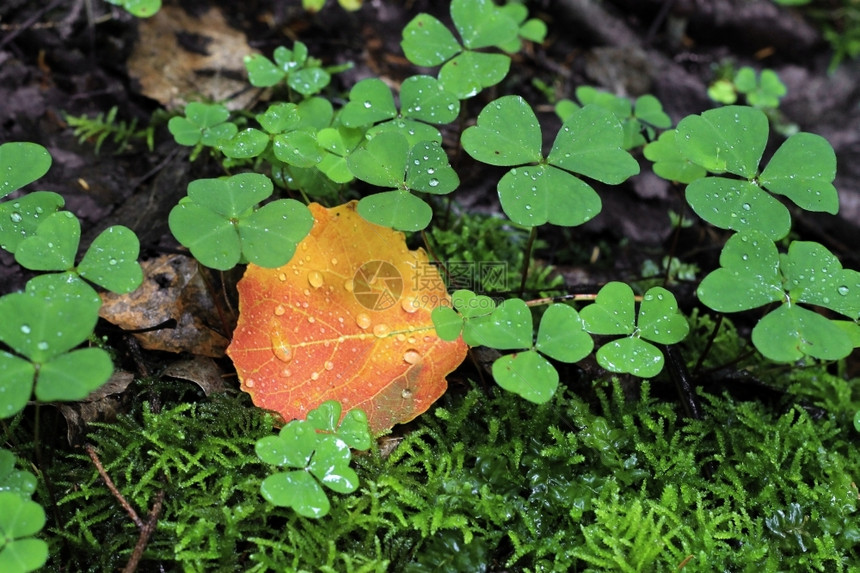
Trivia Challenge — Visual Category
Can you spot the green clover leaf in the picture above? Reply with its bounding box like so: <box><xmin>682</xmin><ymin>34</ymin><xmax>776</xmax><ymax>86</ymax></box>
<box><xmin>0</xmin><ymin>492</ymin><xmax>48</xmax><ymax>573</ymax></box>
<box><xmin>676</xmin><ymin>105</ymin><xmax>768</xmax><ymax>178</ymax></box>
<box><xmin>341</xmin><ymin>78</ymin><xmax>397</xmax><ymax>127</ymax></box>
<box><xmin>440</xmin><ymin>50</ymin><xmax>511</xmax><ymax>100</ymax></box>
<box><xmin>256</xmin><ymin>401</ymin><xmax>369</xmax><ymax>518</ymax></box>
<box><xmin>401</xmin><ymin>13</ymin><xmax>462</xmax><ymax>67</ymax></box>
<box><xmin>400</xmin><ymin>75</ymin><xmax>460</xmax><ymax>124</ymax></box>
<box><xmin>595</xmin><ymin>338</ymin><xmax>665</xmax><ymax>378</ymax></box>
<box><xmin>349</xmin><ymin>132</ymin><xmax>457</xmax><ymax>231</ymax></box>
<box><xmin>77</xmin><ymin>225</ymin><xmax>142</xmax><ymax>294</ymax></box>
<box><xmin>14</xmin><ymin>211</ymin><xmax>78</xmax><ymax>271</ymax></box>
<box><xmin>431</xmin><ymin>306</ymin><xmax>465</xmax><ymax>341</ymax></box>
<box><xmin>347</xmin><ymin>131</ymin><xmax>408</xmax><ymax>187</ymax></box>
<box><xmin>451</xmin><ymin>0</ymin><xmax>519</xmax><ymax>50</ymax></box>
<box><xmin>169</xmin><ymin>173</ymin><xmax>313</xmax><ymax>270</ymax></box>
<box><xmin>273</xmin><ymin>130</ymin><xmax>323</xmax><ymax>167</ymax></box>
<box><xmin>356</xmin><ymin>191</ymin><xmax>431</xmax><ymax>232</ymax></box>
<box><xmin>461</xmin><ymin>95</ymin><xmax>542</xmax><ymax>166</ymax></box>
<box><xmin>492</xmin><ymin>350</ymin><xmax>558</xmax><ymax>404</ymax></box>
<box><xmin>637</xmin><ymin>287</ymin><xmax>690</xmax><ymax>345</ymax></box>
<box><xmin>534</xmin><ymin>303</ymin><xmax>593</xmax><ymax>363</ymax></box>
<box><xmin>257</xmin><ymin>102</ymin><xmax>301</xmax><ymax>134</ymax></box>
<box><xmin>781</xmin><ymin>241</ymin><xmax>860</xmax><ymax>320</ymax></box>
<box><xmin>260</xmin><ymin>469</ymin><xmax>330</xmax><ymax>518</ymax></box>
<box><xmin>0</xmin><ymin>142</ymin><xmax>51</xmax><ymax>199</ymax></box>
<box><xmin>0</xmin><ymin>192</ymin><xmax>66</xmax><ymax>254</ymax></box>
<box><xmin>220</xmin><ymin>128</ymin><xmax>269</xmax><ymax>159</ymax></box>
<box><xmin>464</xmin><ymin>297</ymin><xmax>532</xmax><ymax>349</ymax></box>
<box><xmin>547</xmin><ymin>104</ymin><xmax>641</xmax><ymax>184</ymax></box>
<box><xmin>0</xmin><ymin>449</ymin><xmax>37</xmax><ymax>498</ymax></box>
<box><xmin>696</xmin><ymin>231</ymin><xmax>784</xmax><ymax>312</ymax></box>
<box><xmin>452</xmin><ymin>289</ymin><xmax>496</xmax><ymax>318</ymax></box>
<box><xmin>752</xmin><ymin>305</ymin><xmax>853</xmax><ymax>362</ymax></box>
<box><xmin>463</xmin><ymin>97</ymin><xmax>637</xmax><ymax>227</ymax></box>
<box><xmin>581</xmin><ymin>283</ymin><xmax>688</xmax><ymax>377</ymax></box>
<box><xmin>685</xmin><ymin>178</ymin><xmax>791</xmax><ymax>240</ymax></box>
<box><xmin>580</xmin><ymin>282</ymin><xmax>636</xmax><ymax>336</ymax></box>
<box><xmin>168</xmin><ymin>102</ymin><xmax>236</xmax><ymax>147</ymax></box>
<box><xmin>644</xmin><ymin>131</ymin><xmax>707</xmax><ymax>184</ymax></box>
<box><xmin>758</xmin><ymin>132</ymin><xmax>838</xmax><ymax>214</ymax></box>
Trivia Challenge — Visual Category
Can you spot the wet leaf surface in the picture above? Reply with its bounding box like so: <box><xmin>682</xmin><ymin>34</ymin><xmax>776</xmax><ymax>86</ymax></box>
<box><xmin>228</xmin><ymin>201</ymin><xmax>467</xmax><ymax>433</ymax></box>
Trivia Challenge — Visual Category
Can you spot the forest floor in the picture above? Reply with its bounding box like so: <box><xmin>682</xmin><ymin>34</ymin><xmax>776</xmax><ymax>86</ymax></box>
<box><xmin>1</xmin><ymin>0</ymin><xmax>859</xmax><ymax>437</ymax></box>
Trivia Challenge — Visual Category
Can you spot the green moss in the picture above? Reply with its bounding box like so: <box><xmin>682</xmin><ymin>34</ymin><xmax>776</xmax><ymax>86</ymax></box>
<box><xmin>42</xmin><ymin>363</ymin><xmax>859</xmax><ymax>571</ymax></box>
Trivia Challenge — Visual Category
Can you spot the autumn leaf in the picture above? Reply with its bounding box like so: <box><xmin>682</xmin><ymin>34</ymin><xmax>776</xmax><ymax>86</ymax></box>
<box><xmin>227</xmin><ymin>201</ymin><xmax>467</xmax><ymax>433</ymax></box>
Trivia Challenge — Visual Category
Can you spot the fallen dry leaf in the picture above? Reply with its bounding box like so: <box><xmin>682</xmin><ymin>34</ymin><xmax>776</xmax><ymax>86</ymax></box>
<box><xmin>162</xmin><ymin>356</ymin><xmax>228</xmax><ymax>395</ymax></box>
<box><xmin>127</xmin><ymin>5</ymin><xmax>256</xmax><ymax>110</ymax></box>
<box><xmin>58</xmin><ymin>370</ymin><xmax>134</xmax><ymax>445</ymax></box>
<box><xmin>228</xmin><ymin>201</ymin><xmax>467</xmax><ymax>433</ymax></box>
<box><xmin>99</xmin><ymin>254</ymin><xmax>232</xmax><ymax>357</ymax></box>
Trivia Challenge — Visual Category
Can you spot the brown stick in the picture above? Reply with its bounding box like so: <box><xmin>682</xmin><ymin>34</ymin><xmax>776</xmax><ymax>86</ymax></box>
<box><xmin>84</xmin><ymin>444</ymin><xmax>143</xmax><ymax>528</ymax></box>
<box><xmin>123</xmin><ymin>490</ymin><xmax>165</xmax><ymax>573</ymax></box>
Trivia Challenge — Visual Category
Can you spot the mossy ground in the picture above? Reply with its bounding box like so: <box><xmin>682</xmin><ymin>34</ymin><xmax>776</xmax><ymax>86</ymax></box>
<box><xmin>27</xmin><ymin>326</ymin><xmax>859</xmax><ymax>571</ymax></box>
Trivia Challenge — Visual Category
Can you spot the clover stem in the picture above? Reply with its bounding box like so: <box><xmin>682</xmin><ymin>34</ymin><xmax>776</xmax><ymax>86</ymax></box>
<box><xmin>692</xmin><ymin>313</ymin><xmax>724</xmax><ymax>376</ymax></box>
<box><xmin>664</xmin><ymin>189</ymin><xmax>687</xmax><ymax>286</ymax></box>
<box><xmin>519</xmin><ymin>226</ymin><xmax>538</xmax><ymax>298</ymax></box>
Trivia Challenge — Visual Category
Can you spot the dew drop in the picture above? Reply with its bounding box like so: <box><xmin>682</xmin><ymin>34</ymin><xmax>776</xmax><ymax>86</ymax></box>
<box><xmin>401</xmin><ymin>297</ymin><xmax>419</xmax><ymax>313</ymax></box>
<box><xmin>324</xmin><ymin>361</ymin><xmax>334</xmax><ymax>371</ymax></box>
<box><xmin>356</xmin><ymin>313</ymin><xmax>372</xmax><ymax>329</ymax></box>
<box><xmin>308</xmin><ymin>271</ymin><xmax>324</xmax><ymax>288</ymax></box>
<box><xmin>344</xmin><ymin>279</ymin><xmax>354</xmax><ymax>292</ymax></box>
<box><xmin>428</xmin><ymin>178</ymin><xmax>439</xmax><ymax>187</ymax></box>
<box><xmin>37</xmin><ymin>341</ymin><xmax>49</xmax><ymax>351</ymax></box>
<box><xmin>245</xmin><ymin>378</ymin><xmax>255</xmax><ymax>389</ymax></box>
<box><xmin>363</xmin><ymin>100</ymin><xmax>372</xmax><ymax>108</ymax></box>
<box><xmin>274</xmin><ymin>304</ymin><xmax>286</xmax><ymax>316</ymax></box>
<box><xmin>10</xmin><ymin>212</ymin><xmax>22</xmax><ymax>223</ymax></box>
<box><xmin>403</xmin><ymin>349</ymin><xmax>422</xmax><ymax>364</ymax></box>
<box><xmin>742</xmin><ymin>202</ymin><xmax>751</xmax><ymax>211</ymax></box>
<box><xmin>270</xmin><ymin>331</ymin><xmax>293</xmax><ymax>363</ymax></box>
<box><xmin>837</xmin><ymin>285</ymin><xmax>849</xmax><ymax>296</ymax></box>
<box><xmin>311</xmin><ymin>372</ymin><xmax>320</xmax><ymax>381</ymax></box>
<box><xmin>373</xmin><ymin>323</ymin><xmax>391</xmax><ymax>338</ymax></box>
<box><xmin>331</xmin><ymin>257</ymin><xmax>338</xmax><ymax>266</ymax></box>
<box><xmin>401</xmin><ymin>388</ymin><xmax>413</xmax><ymax>399</ymax></box>
<box><xmin>20</xmin><ymin>325</ymin><xmax>31</xmax><ymax>334</ymax></box>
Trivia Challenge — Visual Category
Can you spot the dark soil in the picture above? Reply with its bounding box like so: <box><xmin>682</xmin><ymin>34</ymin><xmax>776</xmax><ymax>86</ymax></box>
<box><xmin>1</xmin><ymin>1</ymin><xmax>858</xmax><ymax>366</ymax></box>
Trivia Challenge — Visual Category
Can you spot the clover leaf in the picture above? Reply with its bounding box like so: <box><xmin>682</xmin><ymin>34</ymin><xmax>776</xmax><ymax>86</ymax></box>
<box><xmin>580</xmin><ymin>282</ymin><xmax>689</xmax><ymax>377</ymax></box>
<box><xmin>644</xmin><ymin>131</ymin><xmax>707</xmax><ymax>184</ymax></box>
<box><xmin>340</xmin><ymin>77</ymin><xmax>457</xmax><ymax>144</ymax></box>
<box><xmin>698</xmin><ymin>231</ymin><xmax>859</xmax><ymax>362</ymax></box>
<box><xmin>168</xmin><ymin>173</ymin><xmax>313</xmax><ymax>270</ymax></box>
<box><xmin>0</xmin><ymin>492</ymin><xmax>48</xmax><ymax>573</ymax></box>
<box><xmin>557</xmin><ymin>88</ymin><xmax>672</xmax><ymax>149</ymax></box>
<box><xmin>168</xmin><ymin>102</ymin><xmax>237</xmax><ymax>148</ymax></box>
<box><xmin>0</xmin><ymin>143</ymin><xmax>66</xmax><ymax>254</ymax></box>
<box><xmin>244</xmin><ymin>42</ymin><xmax>331</xmax><ymax>96</ymax></box>
<box><xmin>401</xmin><ymin>0</ymin><xmax>523</xmax><ymax>98</ymax></box>
<box><xmin>256</xmin><ymin>400</ymin><xmax>369</xmax><ymax>518</ymax></box>
<box><xmin>457</xmin><ymin>299</ymin><xmax>592</xmax><ymax>403</ymax></box>
<box><xmin>0</xmin><ymin>281</ymin><xmax>112</xmax><ymax>419</ymax></box>
<box><xmin>0</xmin><ymin>449</ymin><xmax>37</xmax><ymax>499</ymax></box>
<box><xmin>0</xmin><ymin>143</ymin><xmax>51</xmax><ymax>199</ymax></box>
<box><xmin>12</xmin><ymin>211</ymin><xmax>142</xmax><ymax>295</ymax></box>
<box><xmin>347</xmin><ymin>132</ymin><xmax>459</xmax><ymax>231</ymax></box>
<box><xmin>677</xmin><ymin>106</ymin><xmax>838</xmax><ymax>240</ymax></box>
<box><xmin>462</xmin><ymin>96</ymin><xmax>638</xmax><ymax>227</ymax></box>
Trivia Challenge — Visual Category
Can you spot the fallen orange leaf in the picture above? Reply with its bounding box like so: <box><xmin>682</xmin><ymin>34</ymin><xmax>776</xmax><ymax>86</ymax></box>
<box><xmin>227</xmin><ymin>201</ymin><xmax>467</xmax><ymax>433</ymax></box>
